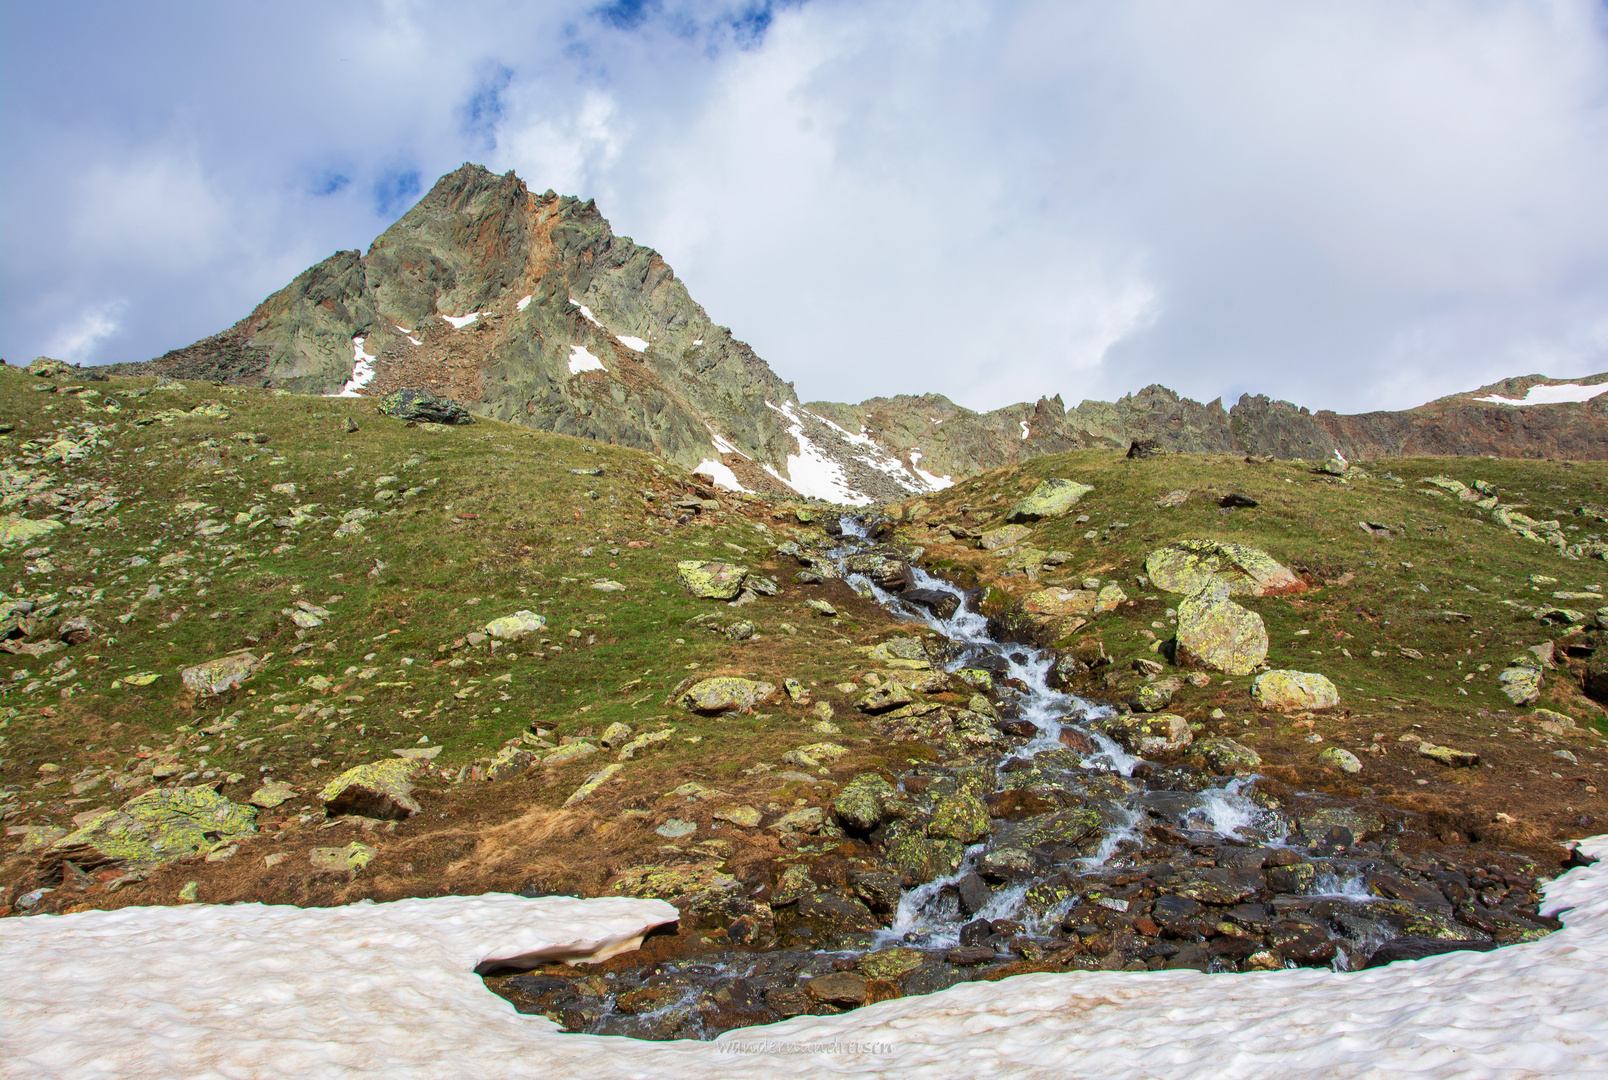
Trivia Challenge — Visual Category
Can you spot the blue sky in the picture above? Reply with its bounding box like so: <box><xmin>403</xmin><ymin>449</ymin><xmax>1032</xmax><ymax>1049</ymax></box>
<box><xmin>3</xmin><ymin>0</ymin><xmax>1607</xmax><ymax>414</ymax></box>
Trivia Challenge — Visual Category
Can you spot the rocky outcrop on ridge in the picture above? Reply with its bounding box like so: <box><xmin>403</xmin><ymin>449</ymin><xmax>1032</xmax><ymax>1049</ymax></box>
<box><xmin>108</xmin><ymin>164</ymin><xmax>1608</xmax><ymax>504</ymax></box>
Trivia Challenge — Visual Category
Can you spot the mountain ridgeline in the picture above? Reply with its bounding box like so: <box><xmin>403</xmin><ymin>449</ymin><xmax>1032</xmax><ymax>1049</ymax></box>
<box><xmin>118</xmin><ymin>164</ymin><xmax>1608</xmax><ymax>502</ymax></box>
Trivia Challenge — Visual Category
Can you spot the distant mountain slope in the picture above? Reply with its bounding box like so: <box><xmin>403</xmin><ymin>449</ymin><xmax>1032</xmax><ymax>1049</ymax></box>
<box><xmin>109</xmin><ymin>164</ymin><xmax>1608</xmax><ymax>500</ymax></box>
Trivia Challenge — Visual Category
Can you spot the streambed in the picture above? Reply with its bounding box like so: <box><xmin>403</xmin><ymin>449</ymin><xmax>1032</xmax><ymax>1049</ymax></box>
<box><xmin>487</xmin><ymin>516</ymin><xmax>1559</xmax><ymax>1040</ymax></box>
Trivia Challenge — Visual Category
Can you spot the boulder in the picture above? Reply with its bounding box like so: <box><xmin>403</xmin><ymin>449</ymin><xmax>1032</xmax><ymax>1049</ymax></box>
<box><xmin>928</xmin><ymin>792</ymin><xmax>990</xmax><ymax>843</ymax></box>
<box><xmin>1176</xmin><ymin>591</ymin><xmax>1268</xmax><ymax>675</ymax></box>
<box><xmin>1191</xmin><ymin>737</ymin><xmax>1263</xmax><ymax>774</ymax></box>
<box><xmin>317</xmin><ymin>759</ymin><xmax>422</xmax><ymax>819</ymax></box>
<box><xmin>47</xmin><ymin>786</ymin><xmax>257</xmax><ymax>871</ymax></box>
<box><xmin>902</xmin><ymin>589</ymin><xmax>960</xmax><ymax>620</ymax></box>
<box><xmin>832</xmin><ymin>772</ymin><xmax>897</xmax><ymax>832</ymax></box>
<box><xmin>979</xmin><ymin>524</ymin><xmax>1033</xmax><ymax>550</ymax></box>
<box><xmin>1500</xmin><ymin>665</ymin><xmax>1543</xmax><ymax>706</ymax></box>
<box><xmin>886</xmin><ymin>836</ymin><xmax>967</xmax><ymax>885</ymax></box>
<box><xmin>676</xmin><ymin>560</ymin><xmax>749</xmax><ymax>599</ymax></box>
<box><xmin>1416</xmin><ymin>742</ymin><xmax>1480</xmax><ymax>768</ymax></box>
<box><xmin>483</xmin><ymin>610</ymin><xmax>546</xmax><ymax>640</ymax></box>
<box><xmin>870</xmin><ymin>637</ymin><xmax>929</xmax><ymax>665</ymax></box>
<box><xmin>376</xmin><ymin>388</ymin><xmax>475</xmax><ymax>424</ymax></box>
<box><xmin>0</xmin><ymin>516</ymin><xmax>63</xmax><ymax>548</ymax></box>
<box><xmin>681</xmin><ymin>676</ymin><xmax>774</xmax><ymax>714</ymax></box>
<box><xmin>1093</xmin><ymin>713</ymin><xmax>1193</xmax><ymax>755</ymax></box>
<box><xmin>1006</xmin><ymin>479</ymin><xmax>1094</xmax><ymax>523</ymax></box>
<box><xmin>856</xmin><ymin>680</ymin><xmax>915</xmax><ymax>713</ymax></box>
<box><xmin>180</xmin><ymin>652</ymin><xmax>262</xmax><ymax>696</ymax></box>
<box><xmin>1145</xmin><ymin>540</ymin><xmax>1305</xmax><ymax>597</ymax></box>
<box><xmin>806</xmin><ymin>971</ymin><xmax>869</xmax><ymax>1006</ymax></box>
<box><xmin>1130</xmin><ymin>677</ymin><xmax>1183</xmax><ymax>712</ymax></box>
<box><xmin>57</xmin><ymin>615</ymin><xmax>98</xmax><ymax>645</ymax></box>
<box><xmin>1253</xmin><ymin>670</ymin><xmax>1340</xmax><ymax>711</ymax></box>
<box><xmin>248</xmin><ymin>779</ymin><xmax>297</xmax><ymax>809</ymax></box>
<box><xmin>1320</xmin><ymin>747</ymin><xmax>1363</xmax><ymax>774</ymax></box>
<box><xmin>27</xmin><ymin>356</ymin><xmax>71</xmax><ymax>377</ymax></box>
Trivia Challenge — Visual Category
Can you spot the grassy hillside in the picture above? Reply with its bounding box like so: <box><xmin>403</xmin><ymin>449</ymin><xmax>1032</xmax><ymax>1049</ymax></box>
<box><xmin>1</xmin><ymin>361</ymin><xmax>1604</xmax><ymax>923</ymax></box>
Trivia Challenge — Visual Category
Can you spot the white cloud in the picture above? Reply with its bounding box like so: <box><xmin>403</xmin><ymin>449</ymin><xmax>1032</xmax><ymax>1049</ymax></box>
<box><xmin>46</xmin><ymin>301</ymin><xmax>127</xmax><ymax>364</ymax></box>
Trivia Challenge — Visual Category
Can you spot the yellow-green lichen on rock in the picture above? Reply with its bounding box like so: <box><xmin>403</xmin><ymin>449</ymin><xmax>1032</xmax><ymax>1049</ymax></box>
<box><xmin>1253</xmin><ymin>669</ymin><xmax>1341</xmax><ymax>711</ymax></box>
<box><xmin>680</xmin><ymin>676</ymin><xmax>775</xmax><ymax>714</ymax></box>
<box><xmin>610</xmin><ymin>862</ymin><xmax>737</xmax><ymax>901</ymax></box>
<box><xmin>1006</xmin><ymin>478</ymin><xmax>1094</xmax><ymax>523</ymax></box>
<box><xmin>978</xmin><ymin>524</ymin><xmax>1033</xmax><ymax>550</ymax></box>
<box><xmin>309</xmin><ymin>841</ymin><xmax>375</xmax><ymax>873</ymax></box>
<box><xmin>676</xmin><ymin>560</ymin><xmax>749</xmax><ymax>599</ymax></box>
<box><xmin>1176</xmin><ymin>590</ymin><xmax>1268</xmax><ymax>675</ymax></box>
<box><xmin>563</xmin><ymin>763</ymin><xmax>624</xmax><ymax>806</ymax></box>
<box><xmin>0</xmin><ymin>516</ymin><xmax>62</xmax><ymax>548</ymax></box>
<box><xmin>483</xmin><ymin>610</ymin><xmax>546</xmax><ymax>640</ymax></box>
<box><xmin>1146</xmin><ymin>539</ymin><xmax>1305</xmax><ymax>597</ymax></box>
<box><xmin>318</xmin><ymin>758</ymin><xmax>422</xmax><ymax>819</ymax></box>
<box><xmin>180</xmin><ymin>651</ymin><xmax>262</xmax><ymax>696</ymax></box>
<box><xmin>48</xmin><ymin>785</ymin><xmax>257</xmax><ymax>870</ymax></box>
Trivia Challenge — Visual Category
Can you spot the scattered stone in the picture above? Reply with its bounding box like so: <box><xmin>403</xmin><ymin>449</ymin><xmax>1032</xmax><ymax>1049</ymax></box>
<box><xmin>902</xmin><ymin>588</ymin><xmax>960</xmax><ymax>620</ymax></box>
<box><xmin>1253</xmin><ymin>670</ymin><xmax>1341</xmax><ymax>711</ymax></box>
<box><xmin>0</xmin><ymin>516</ymin><xmax>63</xmax><ymax>548</ymax></box>
<box><xmin>713</xmin><ymin>805</ymin><xmax>763</xmax><ymax>828</ymax></box>
<box><xmin>180</xmin><ymin>652</ymin><xmax>262</xmax><ymax>696</ymax></box>
<box><xmin>1320</xmin><ymin>747</ymin><xmax>1363</xmax><ymax>774</ymax></box>
<box><xmin>676</xmin><ymin>561</ymin><xmax>749</xmax><ymax>599</ymax></box>
<box><xmin>309</xmin><ymin>842</ymin><xmax>375</xmax><ymax>874</ymax></box>
<box><xmin>248</xmin><ymin>779</ymin><xmax>297</xmax><ymax>809</ymax></box>
<box><xmin>564</xmin><ymin>764</ymin><xmax>624</xmax><ymax>806</ymax></box>
<box><xmin>1176</xmin><ymin>590</ymin><xmax>1268</xmax><ymax>676</ymax></box>
<box><xmin>1417</xmin><ymin>743</ymin><xmax>1480</xmax><ymax>768</ymax></box>
<box><xmin>544</xmin><ymin>742</ymin><xmax>599</xmax><ymax>766</ymax></box>
<box><xmin>317</xmin><ymin>759</ymin><xmax>421</xmax><ymax>820</ymax></box>
<box><xmin>857</xmin><ymin>680</ymin><xmax>915</xmax><ymax>713</ymax></box>
<box><xmin>806</xmin><ymin>599</ymin><xmax>838</xmax><ymax>617</ymax></box>
<box><xmin>1531</xmin><ymin>708</ymin><xmax>1577</xmax><ymax>735</ymax></box>
<box><xmin>484</xmin><ymin>611</ymin><xmax>547</xmax><ymax>640</ymax></box>
<box><xmin>1155</xmin><ymin>489</ymin><xmax>1190</xmax><ymax>508</ymax></box>
<box><xmin>1130</xmin><ymin>677</ymin><xmax>1183</xmax><ymax>712</ymax></box>
<box><xmin>681</xmin><ymin>677</ymin><xmax>775</xmax><ymax>715</ymax></box>
<box><xmin>1006</xmin><ymin>478</ymin><xmax>1094</xmax><ymax>523</ymax></box>
<box><xmin>600</xmin><ymin>722</ymin><xmax>634</xmax><ymax>748</ymax></box>
<box><xmin>376</xmin><ymin>388</ymin><xmax>475</xmax><ymax>424</ymax></box>
<box><xmin>806</xmin><ymin>972</ymin><xmax>868</xmax><ymax>1006</ymax></box>
<box><xmin>946</xmin><ymin>945</ymin><xmax>999</xmax><ymax>966</ymax></box>
<box><xmin>769</xmin><ymin>806</ymin><xmax>825</xmax><ymax>834</ymax></box>
<box><xmin>928</xmin><ymin>793</ymin><xmax>990</xmax><ymax>843</ymax></box>
<box><xmin>1191</xmin><ymin>737</ymin><xmax>1263</xmax><ymax>774</ymax></box>
<box><xmin>57</xmin><ymin>615</ymin><xmax>98</xmax><ymax>645</ymax></box>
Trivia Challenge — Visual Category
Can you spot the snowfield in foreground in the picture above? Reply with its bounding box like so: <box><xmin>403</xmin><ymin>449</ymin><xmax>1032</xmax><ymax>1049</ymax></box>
<box><xmin>4</xmin><ymin>837</ymin><xmax>1607</xmax><ymax>1079</ymax></box>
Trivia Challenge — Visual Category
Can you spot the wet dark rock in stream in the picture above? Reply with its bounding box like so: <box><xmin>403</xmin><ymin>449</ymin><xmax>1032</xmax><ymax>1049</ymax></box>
<box><xmin>484</xmin><ymin>515</ymin><xmax>1560</xmax><ymax>1041</ymax></box>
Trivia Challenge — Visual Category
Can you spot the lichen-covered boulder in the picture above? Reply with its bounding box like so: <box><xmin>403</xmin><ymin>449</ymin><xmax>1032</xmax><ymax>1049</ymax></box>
<box><xmin>1130</xmin><ymin>677</ymin><xmax>1183</xmax><ymax>712</ymax></box>
<box><xmin>1006</xmin><ymin>479</ymin><xmax>1094</xmax><ymax>523</ymax></box>
<box><xmin>680</xmin><ymin>676</ymin><xmax>774</xmax><ymax>714</ymax></box>
<box><xmin>376</xmin><ymin>388</ymin><xmax>475</xmax><ymax>424</ymax></box>
<box><xmin>856</xmin><ymin>679</ymin><xmax>915</xmax><ymax>713</ymax></box>
<box><xmin>1176</xmin><ymin>591</ymin><xmax>1268</xmax><ymax>675</ymax></box>
<box><xmin>180</xmin><ymin>652</ymin><xmax>262</xmax><ymax>696</ymax></box>
<box><xmin>1320</xmin><ymin>747</ymin><xmax>1363</xmax><ymax>773</ymax></box>
<box><xmin>318</xmin><ymin>759</ymin><xmax>422</xmax><ymax>819</ymax></box>
<box><xmin>1498</xmin><ymin>666</ymin><xmax>1542</xmax><ymax>706</ymax></box>
<box><xmin>978</xmin><ymin>524</ymin><xmax>1033</xmax><ymax>550</ymax></box>
<box><xmin>676</xmin><ymin>560</ymin><xmax>749</xmax><ymax>599</ymax></box>
<box><xmin>1253</xmin><ymin>670</ymin><xmax>1340</xmax><ymax>711</ymax></box>
<box><xmin>1145</xmin><ymin>539</ymin><xmax>1305</xmax><ymax>597</ymax></box>
<box><xmin>48</xmin><ymin>786</ymin><xmax>256</xmax><ymax>871</ymax></box>
<box><xmin>928</xmin><ymin>792</ymin><xmax>989</xmax><ymax>843</ymax></box>
<box><xmin>832</xmin><ymin>772</ymin><xmax>897</xmax><ymax>832</ymax></box>
<box><xmin>886</xmin><ymin>835</ymin><xmax>967</xmax><ymax>884</ymax></box>
<box><xmin>483</xmin><ymin>610</ymin><xmax>546</xmax><ymax>640</ymax></box>
<box><xmin>0</xmin><ymin>516</ymin><xmax>62</xmax><ymax>548</ymax></box>
<box><xmin>610</xmin><ymin>862</ymin><xmax>738</xmax><ymax>901</ymax></box>
<box><xmin>869</xmin><ymin>637</ymin><xmax>928</xmax><ymax>665</ymax></box>
<box><xmin>1191</xmin><ymin>737</ymin><xmax>1263</xmax><ymax>774</ymax></box>
<box><xmin>1094</xmin><ymin>713</ymin><xmax>1193</xmax><ymax>755</ymax></box>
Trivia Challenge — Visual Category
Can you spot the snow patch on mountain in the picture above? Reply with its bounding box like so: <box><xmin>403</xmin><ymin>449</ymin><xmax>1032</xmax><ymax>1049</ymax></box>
<box><xmin>1477</xmin><ymin>382</ymin><xmax>1608</xmax><ymax>406</ymax></box>
<box><xmin>441</xmin><ymin>312</ymin><xmax>484</xmax><ymax>329</ymax></box>
<box><xmin>694</xmin><ymin>459</ymin><xmax>748</xmax><ymax>492</ymax></box>
<box><xmin>568</xmin><ymin>299</ymin><xmax>602</xmax><ymax>328</ymax></box>
<box><xmin>330</xmin><ymin>338</ymin><xmax>376</xmax><ymax>398</ymax></box>
<box><xmin>567</xmin><ymin>346</ymin><xmax>605</xmax><ymax>374</ymax></box>
<box><xmin>616</xmin><ymin>335</ymin><xmax>648</xmax><ymax>353</ymax></box>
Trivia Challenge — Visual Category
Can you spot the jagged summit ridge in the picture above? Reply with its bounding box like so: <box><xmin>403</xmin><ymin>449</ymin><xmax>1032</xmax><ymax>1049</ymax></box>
<box><xmin>118</xmin><ymin>164</ymin><xmax>1608</xmax><ymax>500</ymax></box>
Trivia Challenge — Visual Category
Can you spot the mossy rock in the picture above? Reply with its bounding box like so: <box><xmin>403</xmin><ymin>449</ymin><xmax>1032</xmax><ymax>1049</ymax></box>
<box><xmin>1191</xmin><ymin>736</ymin><xmax>1263</xmax><ymax>775</ymax></box>
<box><xmin>1006</xmin><ymin>478</ymin><xmax>1094</xmax><ymax>523</ymax></box>
<box><xmin>927</xmin><ymin>792</ymin><xmax>989</xmax><ymax>843</ymax></box>
<box><xmin>676</xmin><ymin>560</ymin><xmax>749</xmax><ymax>599</ymax></box>
<box><xmin>832</xmin><ymin>772</ymin><xmax>897</xmax><ymax>832</ymax></box>
<box><xmin>886</xmin><ymin>835</ymin><xmax>966</xmax><ymax>884</ymax></box>
<box><xmin>680</xmin><ymin>676</ymin><xmax>775</xmax><ymax>714</ymax></box>
<box><xmin>49</xmin><ymin>785</ymin><xmax>257</xmax><ymax>871</ymax></box>
<box><xmin>1145</xmin><ymin>539</ymin><xmax>1304</xmax><ymax>597</ymax></box>
<box><xmin>1176</xmin><ymin>591</ymin><xmax>1268</xmax><ymax>676</ymax></box>
<box><xmin>1253</xmin><ymin>670</ymin><xmax>1340</xmax><ymax>711</ymax></box>
<box><xmin>318</xmin><ymin>758</ymin><xmax>422</xmax><ymax>819</ymax></box>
